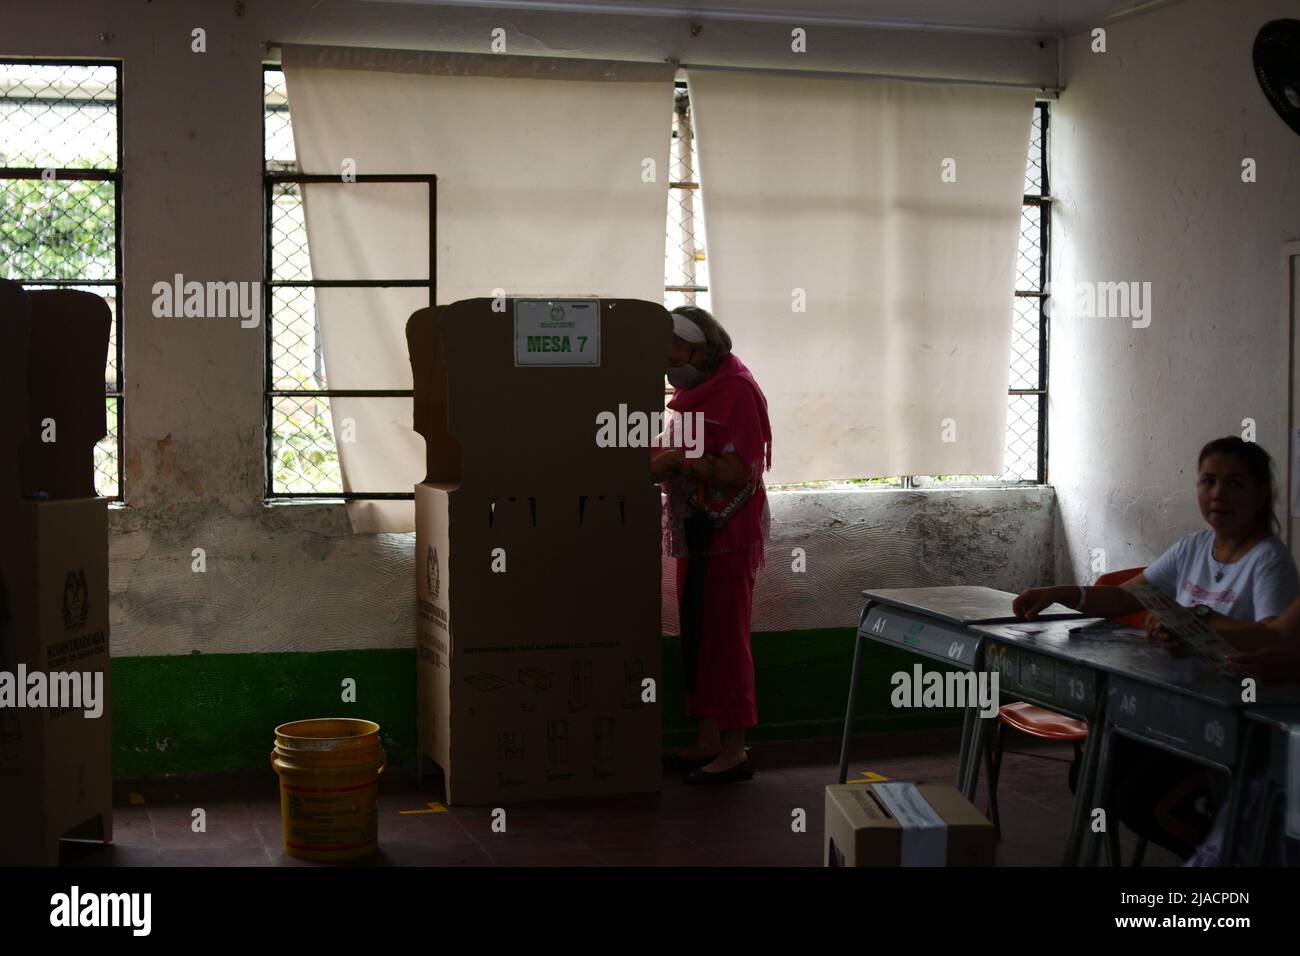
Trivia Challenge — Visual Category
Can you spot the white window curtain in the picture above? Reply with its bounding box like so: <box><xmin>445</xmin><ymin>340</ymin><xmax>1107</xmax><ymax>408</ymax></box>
<box><xmin>282</xmin><ymin>45</ymin><xmax>675</xmax><ymax>532</ymax></box>
<box><xmin>687</xmin><ymin>69</ymin><xmax>1035</xmax><ymax>482</ymax></box>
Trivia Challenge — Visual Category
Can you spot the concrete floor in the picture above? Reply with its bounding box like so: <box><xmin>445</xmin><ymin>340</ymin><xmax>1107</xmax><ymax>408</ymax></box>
<box><xmin>60</xmin><ymin>729</ymin><xmax>1180</xmax><ymax>866</ymax></box>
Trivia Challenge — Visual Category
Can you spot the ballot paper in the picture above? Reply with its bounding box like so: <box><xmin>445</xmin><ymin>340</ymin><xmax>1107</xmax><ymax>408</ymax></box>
<box><xmin>998</xmin><ymin>622</ymin><xmax>1050</xmax><ymax>636</ymax></box>
<box><xmin>1064</xmin><ymin>620</ymin><xmax>1147</xmax><ymax>643</ymax></box>
<box><xmin>1124</xmin><ymin>582</ymin><xmax>1236</xmax><ymax>664</ymax></box>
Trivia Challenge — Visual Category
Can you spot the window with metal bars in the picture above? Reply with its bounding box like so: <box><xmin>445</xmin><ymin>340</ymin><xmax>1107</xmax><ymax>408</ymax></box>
<box><xmin>0</xmin><ymin>60</ymin><xmax>123</xmax><ymax>499</ymax></box>
<box><xmin>263</xmin><ymin>72</ymin><xmax>1047</xmax><ymax>497</ymax></box>
<box><xmin>665</xmin><ymin>84</ymin><xmax>711</xmax><ymax>315</ymax></box>
<box><xmin>263</xmin><ymin>66</ymin><xmax>688</xmax><ymax>499</ymax></box>
<box><xmin>1010</xmin><ymin>99</ymin><xmax>1051</xmax><ymax>485</ymax></box>
<box><xmin>262</xmin><ymin>67</ymin><xmax>436</xmax><ymax>499</ymax></box>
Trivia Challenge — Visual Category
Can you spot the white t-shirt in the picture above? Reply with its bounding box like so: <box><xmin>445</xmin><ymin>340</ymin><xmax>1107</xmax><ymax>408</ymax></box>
<box><xmin>1143</xmin><ymin>530</ymin><xmax>1300</xmax><ymax>622</ymax></box>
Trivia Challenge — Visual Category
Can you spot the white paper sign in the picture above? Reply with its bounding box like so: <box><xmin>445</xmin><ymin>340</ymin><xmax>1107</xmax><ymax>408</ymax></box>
<box><xmin>514</xmin><ymin>299</ymin><xmax>601</xmax><ymax>367</ymax></box>
<box><xmin>874</xmin><ymin>782</ymin><xmax>947</xmax><ymax>867</ymax></box>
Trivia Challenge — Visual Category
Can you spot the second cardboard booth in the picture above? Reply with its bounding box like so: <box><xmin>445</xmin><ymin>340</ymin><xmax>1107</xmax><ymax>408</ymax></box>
<box><xmin>0</xmin><ymin>280</ymin><xmax>113</xmax><ymax>865</ymax></box>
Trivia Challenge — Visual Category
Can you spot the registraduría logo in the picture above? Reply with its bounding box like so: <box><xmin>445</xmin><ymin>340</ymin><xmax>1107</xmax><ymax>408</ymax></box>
<box><xmin>61</xmin><ymin>568</ymin><xmax>89</xmax><ymax>631</ymax></box>
<box><xmin>426</xmin><ymin>545</ymin><xmax>440</xmax><ymax>601</ymax></box>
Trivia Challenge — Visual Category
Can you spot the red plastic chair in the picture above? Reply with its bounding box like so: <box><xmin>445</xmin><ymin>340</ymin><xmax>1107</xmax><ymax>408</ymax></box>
<box><xmin>985</xmin><ymin>567</ymin><xmax>1147</xmax><ymax>847</ymax></box>
<box><xmin>1092</xmin><ymin>566</ymin><xmax>1150</xmax><ymax>628</ymax></box>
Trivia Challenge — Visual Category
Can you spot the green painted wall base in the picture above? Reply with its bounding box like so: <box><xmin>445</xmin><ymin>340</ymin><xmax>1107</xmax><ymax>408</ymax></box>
<box><xmin>111</xmin><ymin>629</ymin><xmax>962</xmax><ymax>778</ymax></box>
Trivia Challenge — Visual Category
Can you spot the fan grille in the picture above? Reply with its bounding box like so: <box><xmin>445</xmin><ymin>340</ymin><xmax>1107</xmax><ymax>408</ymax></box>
<box><xmin>1254</xmin><ymin>19</ymin><xmax>1300</xmax><ymax>135</ymax></box>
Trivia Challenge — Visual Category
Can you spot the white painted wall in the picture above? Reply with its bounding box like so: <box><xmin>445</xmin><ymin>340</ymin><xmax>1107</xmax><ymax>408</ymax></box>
<box><xmin>1050</xmin><ymin>0</ymin><xmax>1300</xmax><ymax>584</ymax></box>
<box><xmin>5</xmin><ymin>0</ymin><xmax>1060</xmax><ymax>656</ymax></box>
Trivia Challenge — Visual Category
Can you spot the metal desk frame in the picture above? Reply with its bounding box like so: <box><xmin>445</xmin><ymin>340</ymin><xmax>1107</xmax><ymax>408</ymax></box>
<box><xmin>1085</xmin><ymin>678</ymin><xmax>1300</xmax><ymax>866</ymax></box>
<box><xmin>838</xmin><ymin>599</ymin><xmax>988</xmax><ymax>796</ymax></box>
<box><xmin>1087</xmin><ymin>722</ymin><xmax>1241</xmax><ymax>867</ymax></box>
<box><xmin>1238</xmin><ymin>707</ymin><xmax>1300</xmax><ymax>865</ymax></box>
<box><xmin>968</xmin><ymin>626</ymin><xmax>1110</xmax><ymax>866</ymax></box>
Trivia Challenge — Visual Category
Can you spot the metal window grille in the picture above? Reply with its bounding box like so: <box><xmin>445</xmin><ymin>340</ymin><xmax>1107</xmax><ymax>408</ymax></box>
<box><xmin>0</xmin><ymin>60</ymin><xmax>123</xmax><ymax>498</ymax></box>
<box><xmin>1007</xmin><ymin>99</ymin><xmax>1051</xmax><ymax>485</ymax></box>
<box><xmin>262</xmin><ymin>66</ymin><xmax>435</xmax><ymax>499</ymax></box>
<box><xmin>665</xmin><ymin>84</ymin><xmax>710</xmax><ymax>314</ymax></box>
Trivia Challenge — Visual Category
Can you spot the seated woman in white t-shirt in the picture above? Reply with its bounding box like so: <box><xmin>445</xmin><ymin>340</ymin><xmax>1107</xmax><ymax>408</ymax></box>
<box><xmin>1014</xmin><ymin>436</ymin><xmax>1299</xmax><ymax>639</ymax></box>
<box><xmin>1013</xmin><ymin>436</ymin><xmax>1300</xmax><ymax>860</ymax></box>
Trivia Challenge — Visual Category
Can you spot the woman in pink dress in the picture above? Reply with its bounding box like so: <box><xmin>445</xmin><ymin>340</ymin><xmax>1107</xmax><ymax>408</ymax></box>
<box><xmin>651</xmin><ymin>306</ymin><xmax>772</xmax><ymax>785</ymax></box>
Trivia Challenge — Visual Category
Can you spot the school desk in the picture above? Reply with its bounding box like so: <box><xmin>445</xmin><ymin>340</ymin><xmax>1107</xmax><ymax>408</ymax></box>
<box><xmin>972</xmin><ymin>618</ymin><xmax>1137</xmax><ymax>865</ymax></box>
<box><xmin>838</xmin><ymin>587</ymin><xmax>1080</xmax><ymax>801</ymax></box>
<box><xmin>1083</xmin><ymin>650</ymin><xmax>1300</xmax><ymax>867</ymax></box>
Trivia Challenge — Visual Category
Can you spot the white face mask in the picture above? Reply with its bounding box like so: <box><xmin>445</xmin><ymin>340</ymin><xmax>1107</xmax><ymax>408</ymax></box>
<box><xmin>667</xmin><ymin>361</ymin><xmax>707</xmax><ymax>388</ymax></box>
<box><xmin>665</xmin><ymin>345</ymin><xmax>707</xmax><ymax>390</ymax></box>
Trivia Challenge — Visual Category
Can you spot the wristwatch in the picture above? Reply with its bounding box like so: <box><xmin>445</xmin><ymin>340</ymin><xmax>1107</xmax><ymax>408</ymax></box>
<box><xmin>1192</xmin><ymin>604</ymin><xmax>1213</xmax><ymax>621</ymax></box>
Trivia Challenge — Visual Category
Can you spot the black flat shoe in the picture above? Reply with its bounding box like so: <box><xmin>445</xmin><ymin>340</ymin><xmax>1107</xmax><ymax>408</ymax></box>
<box><xmin>663</xmin><ymin>751</ymin><xmax>721</xmax><ymax>772</ymax></box>
<box><xmin>684</xmin><ymin>759</ymin><xmax>754</xmax><ymax>785</ymax></box>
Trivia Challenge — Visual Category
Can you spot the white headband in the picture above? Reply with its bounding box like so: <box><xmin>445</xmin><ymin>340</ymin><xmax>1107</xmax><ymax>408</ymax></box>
<box><xmin>672</xmin><ymin>312</ymin><xmax>707</xmax><ymax>344</ymax></box>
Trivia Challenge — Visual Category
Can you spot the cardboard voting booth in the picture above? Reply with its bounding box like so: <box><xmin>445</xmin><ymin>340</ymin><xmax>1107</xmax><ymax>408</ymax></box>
<box><xmin>0</xmin><ymin>282</ymin><xmax>113</xmax><ymax>865</ymax></box>
<box><xmin>0</xmin><ymin>280</ymin><xmax>29</xmax><ymax>507</ymax></box>
<box><xmin>824</xmin><ymin>782</ymin><xmax>996</xmax><ymax>867</ymax></box>
<box><xmin>409</xmin><ymin>297</ymin><xmax>671</xmax><ymax>804</ymax></box>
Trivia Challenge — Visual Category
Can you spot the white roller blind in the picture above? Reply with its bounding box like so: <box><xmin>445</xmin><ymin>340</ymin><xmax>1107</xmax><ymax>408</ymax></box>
<box><xmin>283</xmin><ymin>46</ymin><xmax>675</xmax><ymax>531</ymax></box>
<box><xmin>687</xmin><ymin>70</ymin><xmax>1034</xmax><ymax>482</ymax></box>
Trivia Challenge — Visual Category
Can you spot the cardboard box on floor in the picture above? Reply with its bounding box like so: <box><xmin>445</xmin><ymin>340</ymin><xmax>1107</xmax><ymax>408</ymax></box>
<box><xmin>408</xmin><ymin>297</ymin><xmax>672</xmax><ymax>805</ymax></box>
<box><xmin>824</xmin><ymin>782</ymin><xmax>995</xmax><ymax>866</ymax></box>
<box><xmin>0</xmin><ymin>283</ymin><xmax>113</xmax><ymax>865</ymax></box>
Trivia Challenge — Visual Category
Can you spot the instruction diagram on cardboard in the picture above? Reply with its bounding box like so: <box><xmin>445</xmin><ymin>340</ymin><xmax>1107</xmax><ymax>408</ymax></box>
<box><xmin>594</xmin><ymin>717</ymin><xmax>613</xmax><ymax>765</ymax></box>
<box><xmin>465</xmin><ymin>672</ymin><xmax>510</xmax><ymax>693</ymax></box>
<box><xmin>518</xmin><ymin>667</ymin><xmax>554</xmax><ymax>694</ymax></box>
<box><xmin>570</xmin><ymin>659</ymin><xmax>592</xmax><ymax>706</ymax></box>
<box><xmin>497</xmin><ymin>731</ymin><xmax>525</xmax><ymax>760</ymax></box>
<box><xmin>546</xmin><ymin>719</ymin><xmax>569</xmax><ymax>766</ymax></box>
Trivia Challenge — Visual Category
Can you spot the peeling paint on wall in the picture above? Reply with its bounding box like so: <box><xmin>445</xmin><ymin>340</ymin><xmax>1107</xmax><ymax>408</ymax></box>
<box><xmin>110</xmin><ymin>489</ymin><xmax>1054</xmax><ymax>657</ymax></box>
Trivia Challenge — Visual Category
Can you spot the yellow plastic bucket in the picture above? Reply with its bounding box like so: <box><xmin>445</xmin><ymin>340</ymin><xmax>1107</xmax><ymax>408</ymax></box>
<box><xmin>270</xmin><ymin>718</ymin><xmax>386</xmax><ymax>862</ymax></box>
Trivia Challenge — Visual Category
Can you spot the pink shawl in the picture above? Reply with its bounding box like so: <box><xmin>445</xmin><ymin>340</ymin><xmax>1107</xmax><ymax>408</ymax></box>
<box><xmin>659</xmin><ymin>352</ymin><xmax>772</xmax><ymax>569</ymax></box>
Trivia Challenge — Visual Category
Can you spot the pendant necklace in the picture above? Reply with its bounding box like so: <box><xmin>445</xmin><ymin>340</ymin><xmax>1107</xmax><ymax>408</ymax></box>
<box><xmin>1211</xmin><ymin>538</ymin><xmax>1247</xmax><ymax>582</ymax></box>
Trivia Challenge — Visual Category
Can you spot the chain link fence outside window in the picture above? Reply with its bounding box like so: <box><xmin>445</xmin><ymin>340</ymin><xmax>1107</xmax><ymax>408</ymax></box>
<box><xmin>0</xmin><ymin>61</ymin><xmax>122</xmax><ymax>498</ymax></box>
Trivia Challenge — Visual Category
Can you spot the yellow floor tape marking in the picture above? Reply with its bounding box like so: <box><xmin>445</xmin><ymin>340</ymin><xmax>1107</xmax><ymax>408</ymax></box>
<box><xmin>398</xmin><ymin>801</ymin><xmax>448</xmax><ymax>815</ymax></box>
<box><xmin>846</xmin><ymin>771</ymin><xmax>889</xmax><ymax>784</ymax></box>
